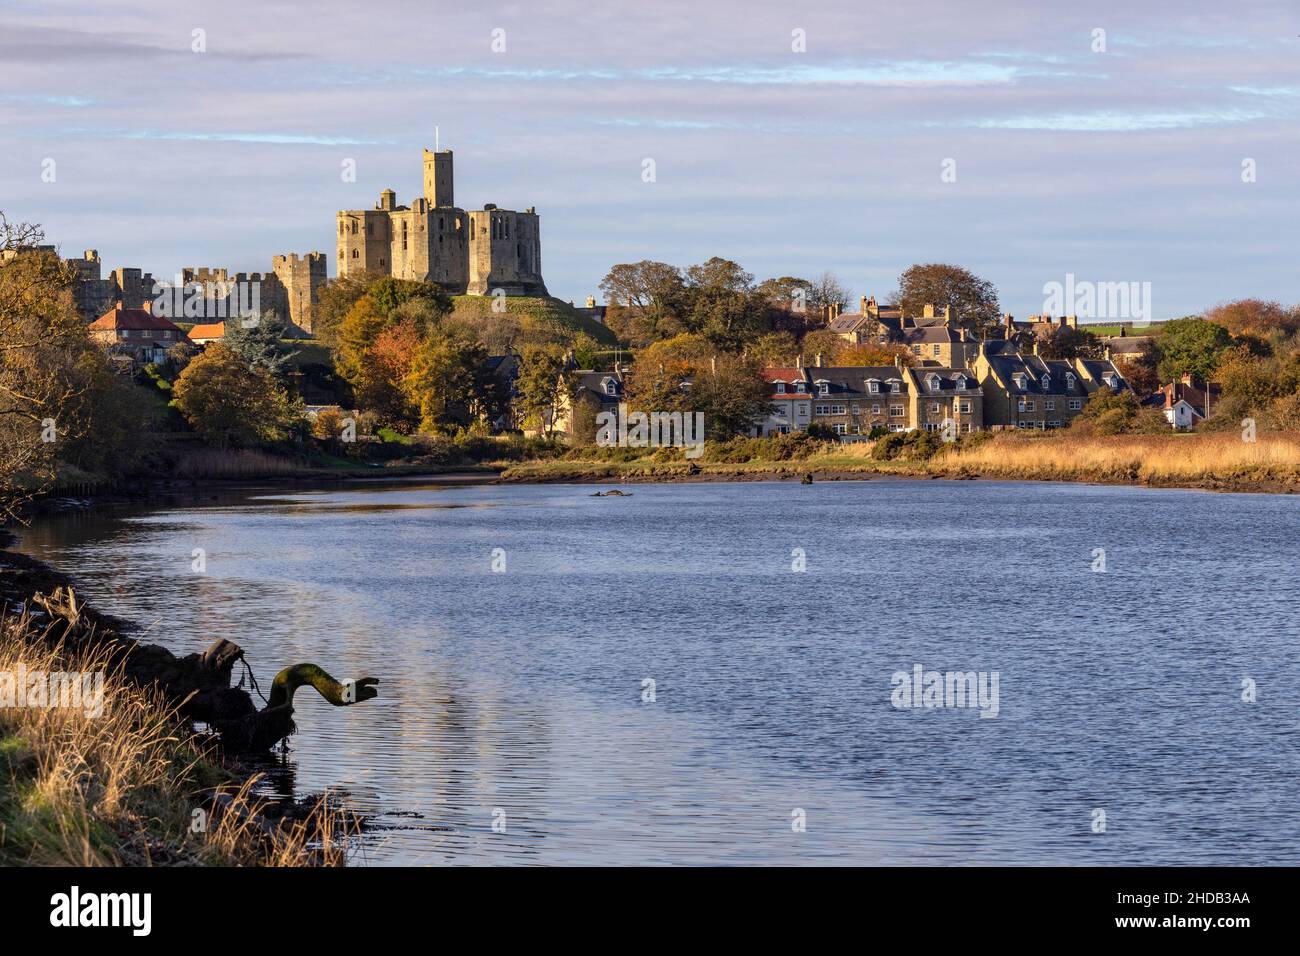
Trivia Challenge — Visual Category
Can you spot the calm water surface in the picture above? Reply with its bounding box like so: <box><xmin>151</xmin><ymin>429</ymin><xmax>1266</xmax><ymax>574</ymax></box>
<box><xmin>16</xmin><ymin>477</ymin><xmax>1300</xmax><ymax>865</ymax></box>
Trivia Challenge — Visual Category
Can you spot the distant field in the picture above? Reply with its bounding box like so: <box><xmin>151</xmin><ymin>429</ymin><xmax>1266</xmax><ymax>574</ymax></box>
<box><xmin>1078</xmin><ymin>321</ymin><xmax>1163</xmax><ymax>336</ymax></box>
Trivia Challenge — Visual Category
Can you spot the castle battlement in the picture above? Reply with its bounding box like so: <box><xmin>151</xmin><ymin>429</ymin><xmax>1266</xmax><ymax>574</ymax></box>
<box><xmin>336</xmin><ymin>149</ymin><xmax>546</xmax><ymax>297</ymax></box>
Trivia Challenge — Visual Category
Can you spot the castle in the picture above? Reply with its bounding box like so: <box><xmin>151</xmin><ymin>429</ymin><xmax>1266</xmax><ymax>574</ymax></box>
<box><xmin>180</xmin><ymin>253</ymin><xmax>327</xmax><ymax>333</ymax></box>
<box><xmin>336</xmin><ymin>149</ymin><xmax>547</xmax><ymax>297</ymax></box>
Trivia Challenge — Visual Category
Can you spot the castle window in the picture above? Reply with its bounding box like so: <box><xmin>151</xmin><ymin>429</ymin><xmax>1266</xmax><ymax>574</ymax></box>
<box><xmin>352</xmin><ymin>250</ymin><xmax>358</xmax><ymax>259</ymax></box>
<box><xmin>366</xmin><ymin>223</ymin><xmax>373</xmax><ymax>235</ymax></box>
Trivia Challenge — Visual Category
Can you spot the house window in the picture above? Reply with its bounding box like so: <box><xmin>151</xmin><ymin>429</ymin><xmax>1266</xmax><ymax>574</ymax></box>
<box><xmin>889</xmin><ymin>405</ymin><xmax>904</xmax><ymax>417</ymax></box>
<box><xmin>1065</xmin><ymin>373</ymin><xmax>1075</xmax><ymax>389</ymax></box>
<box><xmin>818</xmin><ymin>383</ymin><xmax>829</xmax><ymax>396</ymax></box>
<box><xmin>775</xmin><ymin>382</ymin><xmax>786</xmax><ymax>394</ymax></box>
<box><xmin>604</xmin><ymin>380</ymin><xmax>618</xmax><ymax>395</ymax></box>
<box><xmin>955</xmin><ymin>377</ymin><xmax>965</xmax><ymax>390</ymax></box>
<box><xmin>851</xmin><ymin>404</ymin><xmax>860</xmax><ymax>414</ymax></box>
<box><xmin>958</xmin><ymin>401</ymin><xmax>971</xmax><ymax>413</ymax></box>
<box><xmin>1045</xmin><ymin>400</ymin><xmax>1055</xmax><ymax>411</ymax></box>
<box><xmin>911</xmin><ymin>345</ymin><xmax>922</xmax><ymax>355</ymax></box>
<box><xmin>798</xmin><ymin>404</ymin><xmax>809</xmax><ymax>416</ymax></box>
<box><xmin>889</xmin><ymin>380</ymin><xmax>901</xmax><ymax>393</ymax></box>
<box><xmin>962</xmin><ymin>422</ymin><xmax>972</xmax><ymax>433</ymax></box>
<box><xmin>932</xmin><ymin>344</ymin><xmax>941</xmax><ymax>357</ymax></box>
<box><xmin>871</xmin><ymin>404</ymin><xmax>881</xmax><ymax>414</ymax></box>
<box><xmin>930</xmin><ymin>402</ymin><xmax>941</xmax><ymax>413</ymax></box>
<box><xmin>1069</xmin><ymin>399</ymin><xmax>1083</xmax><ymax>410</ymax></box>
<box><xmin>833</xmin><ymin>423</ymin><xmax>848</xmax><ymax>435</ymax></box>
<box><xmin>815</xmin><ymin>404</ymin><xmax>829</xmax><ymax>415</ymax></box>
<box><xmin>867</xmin><ymin>380</ymin><xmax>880</xmax><ymax>394</ymax></box>
<box><xmin>1041</xmin><ymin>374</ymin><xmax>1050</xmax><ymax>390</ymax></box>
<box><xmin>928</xmin><ymin>377</ymin><xmax>940</xmax><ymax>392</ymax></box>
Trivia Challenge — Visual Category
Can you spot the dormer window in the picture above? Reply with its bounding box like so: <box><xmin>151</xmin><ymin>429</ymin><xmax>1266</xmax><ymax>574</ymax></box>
<box><xmin>927</xmin><ymin>375</ymin><xmax>941</xmax><ymax>392</ymax></box>
<box><xmin>775</xmin><ymin>382</ymin><xmax>786</xmax><ymax>394</ymax></box>
<box><xmin>1041</xmin><ymin>374</ymin><xmax>1051</xmax><ymax>390</ymax></box>
<box><xmin>818</xmin><ymin>382</ymin><xmax>829</xmax><ymax>396</ymax></box>
<box><xmin>603</xmin><ymin>379</ymin><xmax>618</xmax><ymax>396</ymax></box>
<box><xmin>889</xmin><ymin>379</ymin><xmax>901</xmax><ymax>393</ymax></box>
<box><xmin>1103</xmin><ymin>373</ymin><xmax>1118</xmax><ymax>388</ymax></box>
<box><xmin>954</xmin><ymin>376</ymin><xmax>966</xmax><ymax>391</ymax></box>
<box><xmin>1065</xmin><ymin>373</ymin><xmax>1075</xmax><ymax>389</ymax></box>
<box><xmin>867</xmin><ymin>379</ymin><xmax>880</xmax><ymax>394</ymax></box>
<box><xmin>1013</xmin><ymin>373</ymin><xmax>1027</xmax><ymax>390</ymax></box>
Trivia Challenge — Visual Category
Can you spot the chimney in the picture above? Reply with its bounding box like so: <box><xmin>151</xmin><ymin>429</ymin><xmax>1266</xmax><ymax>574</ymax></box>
<box><xmin>815</xmin><ymin>353</ymin><xmax>823</xmax><ymax>367</ymax></box>
<box><xmin>1032</xmin><ymin>340</ymin><xmax>1039</xmax><ymax>356</ymax></box>
<box><xmin>796</xmin><ymin>354</ymin><xmax>802</xmax><ymax>368</ymax></box>
<box><xmin>1181</xmin><ymin>372</ymin><xmax>1194</xmax><ymax>386</ymax></box>
<box><xmin>586</xmin><ymin>295</ymin><xmax>595</xmax><ymax>308</ymax></box>
<box><xmin>1058</xmin><ymin>315</ymin><xmax>1067</xmax><ymax>327</ymax></box>
<box><xmin>860</xmin><ymin>295</ymin><xmax>867</xmax><ymax>314</ymax></box>
<box><xmin>923</xmin><ymin>303</ymin><xmax>935</xmax><ymax>318</ymax></box>
<box><xmin>1004</xmin><ymin>313</ymin><xmax>1014</xmax><ymax>337</ymax></box>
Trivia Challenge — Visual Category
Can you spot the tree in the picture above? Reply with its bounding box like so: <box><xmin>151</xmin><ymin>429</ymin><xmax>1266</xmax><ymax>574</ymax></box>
<box><xmin>833</xmin><ymin>343</ymin><xmax>911</xmax><ymax>367</ymax></box>
<box><xmin>313</xmin><ymin>272</ymin><xmax>379</xmax><ymax>347</ymax></box>
<box><xmin>0</xmin><ymin>226</ymin><xmax>100</xmax><ymax>521</ymax></box>
<box><xmin>1034</xmin><ymin>324</ymin><xmax>1102</xmax><ymax>360</ymax></box>
<box><xmin>402</xmin><ymin>335</ymin><xmax>502</xmax><ymax>434</ymax></box>
<box><xmin>172</xmin><ymin>343</ymin><xmax>301</xmax><ymax>448</ymax></box>
<box><xmin>1069</xmin><ymin>390</ymin><xmax>1167</xmax><ymax>436</ymax></box>
<box><xmin>895</xmin><ymin>263</ymin><xmax>1000</xmax><ymax>330</ymax></box>
<box><xmin>599</xmin><ymin>261</ymin><xmax>688</xmax><ymax>347</ymax></box>
<box><xmin>1153</xmin><ymin>317</ymin><xmax>1233</xmax><ymax>382</ymax></box>
<box><xmin>688</xmin><ymin>358</ymin><xmax>773</xmax><ymax>439</ymax></box>
<box><xmin>223</xmin><ymin>310</ymin><xmax>297</xmax><ymax>380</ymax></box>
<box><xmin>800</xmin><ymin>329</ymin><xmax>844</xmax><ymax>365</ymax></box>
<box><xmin>353</xmin><ymin>318</ymin><xmax>423</xmax><ymax>428</ymax></box>
<box><xmin>746</xmin><ymin>331</ymin><xmax>800</xmax><ymax>366</ymax></box>
<box><xmin>516</xmin><ymin>344</ymin><xmax>569</xmax><ymax>436</ymax></box>
<box><xmin>1203</xmin><ymin>299</ymin><xmax>1299</xmax><ymax>339</ymax></box>
<box><xmin>807</xmin><ymin>271</ymin><xmax>851</xmax><ymax>313</ymax></box>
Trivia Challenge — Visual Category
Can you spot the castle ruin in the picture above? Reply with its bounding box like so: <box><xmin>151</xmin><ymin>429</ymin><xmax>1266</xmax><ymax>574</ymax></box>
<box><xmin>336</xmin><ymin>149</ymin><xmax>547</xmax><ymax>297</ymax></box>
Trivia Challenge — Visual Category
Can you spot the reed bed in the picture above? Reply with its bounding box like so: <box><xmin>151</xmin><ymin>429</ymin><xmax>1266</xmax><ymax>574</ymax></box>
<box><xmin>934</xmin><ymin>431</ymin><xmax>1300</xmax><ymax>485</ymax></box>
<box><xmin>0</xmin><ymin>613</ymin><xmax>352</xmax><ymax>866</ymax></box>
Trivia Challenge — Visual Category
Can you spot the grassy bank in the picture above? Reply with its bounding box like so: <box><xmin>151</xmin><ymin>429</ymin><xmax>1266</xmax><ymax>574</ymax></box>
<box><xmin>499</xmin><ymin>431</ymin><xmax>1300</xmax><ymax>492</ymax></box>
<box><xmin>0</xmin><ymin>614</ymin><xmax>351</xmax><ymax>865</ymax></box>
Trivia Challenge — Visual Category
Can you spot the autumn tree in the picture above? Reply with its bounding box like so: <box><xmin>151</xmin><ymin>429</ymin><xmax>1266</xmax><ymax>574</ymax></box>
<box><xmin>172</xmin><ymin>343</ymin><xmax>302</xmax><ymax>448</ymax></box>
<box><xmin>402</xmin><ymin>334</ymin><xmax>505</xmax><ymax>434</ymax></box>
<box><xmin>895</xmin><ymin>263</ymin><xmax>1000</xmax><ymax>330</ymax></box>
<box><xmin>0</xmin><ymin>221</ymin><xmax>104</xmax><ymax>521</ymax></box>
<box><xmin>516</xmin><ymin>344</ymin><xmax>569</xmax><ymax>436</ymax></box>
<box><xmin>599</xmin><ymin>260</ymin><xmax>689</xmax><ymax>346</ymax></box>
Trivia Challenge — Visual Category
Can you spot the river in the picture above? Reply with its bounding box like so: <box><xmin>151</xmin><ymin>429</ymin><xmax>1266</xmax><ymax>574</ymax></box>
<box><xmin>16</xmin><ymin>476</ymin><xmax>1300</xmax><ymax>865</ymax></box>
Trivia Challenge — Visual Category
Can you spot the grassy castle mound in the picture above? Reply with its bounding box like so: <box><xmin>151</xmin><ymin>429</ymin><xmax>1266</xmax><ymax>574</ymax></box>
<box><xmin>448</xmin><ymin>294</ymin><xmax>618</xmax><ymax>347</ymax></box>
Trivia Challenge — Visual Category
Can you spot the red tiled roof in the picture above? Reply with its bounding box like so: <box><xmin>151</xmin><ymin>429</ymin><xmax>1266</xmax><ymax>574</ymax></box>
<box><xmin>89</xmin><ymin>307</ymin><xmax>184</xmax><ymax>333</ymax></box>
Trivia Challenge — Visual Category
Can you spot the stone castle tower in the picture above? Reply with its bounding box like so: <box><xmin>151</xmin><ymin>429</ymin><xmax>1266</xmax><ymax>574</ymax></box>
<box><xmin>336</xmin><ymin>149</ymin><xmax>547</xmax><ymax>297</ymax></box>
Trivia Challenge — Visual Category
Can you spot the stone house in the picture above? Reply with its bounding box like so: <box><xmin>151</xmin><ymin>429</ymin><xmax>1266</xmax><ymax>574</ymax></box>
<box><xmin>972</xmin><ymin>344</ymin><xmax>1127</xmax><ymax>429</ymax></box>
<box><xmin>903</xmin><ymin>366</ymin><xmax>984</xmax><ymax>435</ymax></box>
<box><xmin>804</xmin><ymin>365</ymin><xmax>913</xmax><ymax>435</ymax></box>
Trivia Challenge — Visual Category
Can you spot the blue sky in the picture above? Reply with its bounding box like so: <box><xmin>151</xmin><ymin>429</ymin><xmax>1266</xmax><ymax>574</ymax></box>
<box><xmin>1</xmin><ymin>0</ymin><xmax>1297</xmax><ymax>319</ymax></box>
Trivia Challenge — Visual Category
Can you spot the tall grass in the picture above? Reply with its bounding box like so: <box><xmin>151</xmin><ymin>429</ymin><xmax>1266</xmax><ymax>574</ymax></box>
<box><xmin>934</xmin><ymin>431</ymin><xmax>1300</xmax><ymax>484</ymax></box>
<box><xmin>0</xmin><ymin>613</ymin><xmax>352</xmax><ymax>865</ymax></box>
<box><xmin>171</xmin><ymin>447</ymin><xmax>306</xmax><ymax>479</ymax></box>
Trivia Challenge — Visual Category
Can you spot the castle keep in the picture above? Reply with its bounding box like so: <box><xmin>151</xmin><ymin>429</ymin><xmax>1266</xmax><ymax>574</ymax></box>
<box><xmin>336</xmin><ymin>149</ymin><xmax>547</xmax><ymax>297</ymax></box>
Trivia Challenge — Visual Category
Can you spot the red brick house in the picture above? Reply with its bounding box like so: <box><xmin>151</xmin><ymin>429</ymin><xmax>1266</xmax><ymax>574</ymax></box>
<box><xmin>88</xmin><ymin>306</ymin><xmax>187</xmax><ymax>366</ymax></box>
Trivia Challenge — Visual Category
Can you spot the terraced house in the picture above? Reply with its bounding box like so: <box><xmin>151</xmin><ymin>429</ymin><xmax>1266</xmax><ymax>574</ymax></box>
<box><xmin>972</xmin><ymin>345</ymin><xmax>1128</xmax><ymax>429</ymax></box>
<box><xmin>804</xmin><ymin>365</ymin><xmax>913</xmax><ymax>435</ymax></box>
<box><xmin>904</xmin><ymin>366</ymin><xmax>984</xmax><ymax>434</ymax></box>
<box><xmin>756</xmin><ymin>367</ymin><xmax>814</xmax><ymax>436</ymax></box>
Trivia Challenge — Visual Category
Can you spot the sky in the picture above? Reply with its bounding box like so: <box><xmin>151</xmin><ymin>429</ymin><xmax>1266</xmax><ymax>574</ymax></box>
<box><xmin>1</xmin><ymin>0</ymin><xmax>1297</xmax><ymax>320</ymax></box>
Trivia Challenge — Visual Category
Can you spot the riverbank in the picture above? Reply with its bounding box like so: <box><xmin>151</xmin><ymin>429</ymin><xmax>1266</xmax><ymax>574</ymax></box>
<box><xmin>499</xmin><ymin>431</ymin><xmax>1300</xmax><ymax>494</ymax></box>
<box><xmin>0</xmin><ymin>540</ymin><xmax>353</xmax><ymax>866</ymax></box>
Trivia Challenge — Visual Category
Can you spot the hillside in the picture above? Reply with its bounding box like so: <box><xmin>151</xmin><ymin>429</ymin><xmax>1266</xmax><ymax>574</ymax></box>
<box><xmin>449</xmin><ymin>294</ymin><xmax>618</xmax><ymax>347</ymax></box>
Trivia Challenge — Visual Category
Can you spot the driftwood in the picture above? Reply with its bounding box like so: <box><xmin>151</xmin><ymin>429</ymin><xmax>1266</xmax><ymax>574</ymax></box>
<box><xmin>27</xmin><ymin>585</ymin><xmax>379</xmax><ymax>753</ymax></box>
